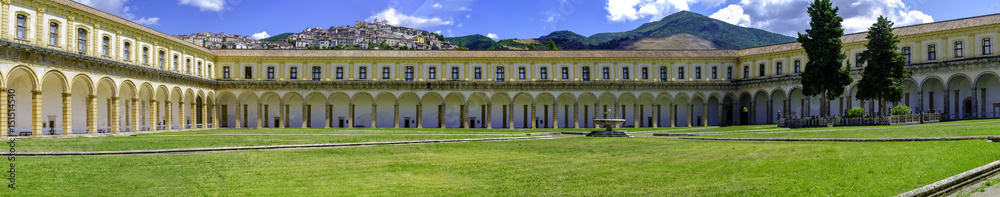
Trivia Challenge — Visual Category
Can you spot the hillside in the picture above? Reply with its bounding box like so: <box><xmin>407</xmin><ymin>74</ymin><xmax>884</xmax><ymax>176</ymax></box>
<box><xmin>588</xmin><ymin>11</ymin><xmax>794</xmax><ymax>49</ymax></box>
<box><xmin>615</xmin><ymin>34</ymin><xmax>725</xmax><ymax>50</ymax></box>
<box><xmin>260</xmin><ymin>33</ymin><xmax>294</xmax><ymax>42</ymax></box>
<box><xmin>445</xmin><ymin>34</ymin><xmax>495</xmax><ymax>50</ymax></box>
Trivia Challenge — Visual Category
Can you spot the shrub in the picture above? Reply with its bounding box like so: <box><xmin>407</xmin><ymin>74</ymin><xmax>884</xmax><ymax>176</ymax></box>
<box><xmin>892</xmin><ymin>105</ymin><xmax>912</xmax><ymax>115</ymax></box>
<box><xmin>847</xmin><ymin>107</ymin><xmax>867</xmax><ymax>118</ymax></box>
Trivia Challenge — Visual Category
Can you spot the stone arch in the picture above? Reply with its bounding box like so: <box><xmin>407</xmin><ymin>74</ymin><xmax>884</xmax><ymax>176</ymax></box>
<box><xmin>974</xmin><ymin>71</ymin><xmax>1000</xmax><ymax>118</ymax></box>
<box><xmin>443</xmin><ymin>92</ymin><xmax>466</xmax><ymax>128</ymax></box>
<box><xmin>466</xmin><ymin>92</ymin><xmax>490</xmax><ymax>128</ymax></box>
<box><xmin>258</xmin><ymin>92</ymin><xmax>282</xmax><ymax>128</ymax></box>
<box><xmin>556</xmin><ymin>92</ymin><xmax>578</xmax><ymax>128</ymax></box>
<box><xmin>534</xmin><ymin>92</ymin><xmax>556</xmax><ymax>128</ymax></box>
<box><xmin>578</xmin><ymin>92</ymin><xmax>598</xmax><ymax>128</ymax></box>
<box><xmin>674</xmin><ymin>92</ymin><xmax>691</xmax><ymax>127</ymax></box>
<box><xmin>420</xmin><ymin>92</ymin><xmax>445</xmax><ymax>128</ymax></box>
<box><xmin>397</xmin><ymin>92</ymin><xmax>421</xmax><ymax>128</ymax></box>
<box><xmin>282</xmin><ymin>92</ymin><xmax>305</xmax><ymax>128</ymax></box>
<box><xmin>350</xmin><ymin>92</ymin><xmax>374</xmax><ymax>128</ymax></box>
<box><xmin>373</xmin><ymin>92</ymin><xmax>398</xmax><ymax>128</ymax></box>
<box><xmin>328</xmin><ymin>92</ymin><xmax>351</xmax><ymax>128</ymax></box>
<box><xmin>511</xmin><ymin>92</ymin><xmax>534</xmax><ymax>128</ymax></box>
<box><xmin>304</xmin><ymin>92</ymin><xmax>327</xmax><ymax>128</ymax></box>
<box><xmin>216</xmin><ymin>91</ymin><xmax>238</xmax><ymax>128</ymax></box>
<box><xmin>489</xmin><ymin>92</ymin><xmax>512</xmax><ymax>128</ymax></box>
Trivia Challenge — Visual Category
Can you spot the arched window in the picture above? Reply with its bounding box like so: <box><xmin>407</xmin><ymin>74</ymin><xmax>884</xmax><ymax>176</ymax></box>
<box><xmin>404</xmin><ymin>66</ymin><xmax>414</xmax><ymax>81</ymax></box>
<box><xmin>102</xmin><ymin>36</ymin><xmax>110</xmax><ymax>56</ymax></box>
<box><xmin>49</xmin><ymin>22</ymin><xmax>59</xmax><ymax>45</ymax></box>
<box><xmin>496</xmin><ymin>66</ymin><xmax>505</xmax><ymax>82</ymax></box>
<box><xmin>78</xmin><ymin>29</ymin><xmax>88</xmax><ymax>53</ymax></box>
<box><xmin>16</xmin><ymin>14</ymin><xmax>26</xmax><ymax>39</ymax></box>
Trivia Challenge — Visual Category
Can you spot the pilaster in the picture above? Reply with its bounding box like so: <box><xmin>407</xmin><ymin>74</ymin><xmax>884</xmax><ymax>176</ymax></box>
<box><xmin>31</xmin><ymin>90</ymin><xmax>41</xmax><ymax>137</ymax></box>
<box><xmin>62</xmin><ymin>93</ymin><xmax>72</xmax><ymax>135</ymax></box>
<box><xmin>87</xmin><ymin>95</ymin><xmax>96</xmax><ymax>134</ymax></box>
<box><xmin>110</xmin><ymin>97</ymin><xmax>119</xmax><ymax>133</ymax></box>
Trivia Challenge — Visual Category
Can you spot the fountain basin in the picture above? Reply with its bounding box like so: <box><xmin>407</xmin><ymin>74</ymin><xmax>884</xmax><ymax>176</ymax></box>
<box><xmin>587</xmin><ymin>118</ymin><xmax>631</xmax><ymax>137</ymax></box>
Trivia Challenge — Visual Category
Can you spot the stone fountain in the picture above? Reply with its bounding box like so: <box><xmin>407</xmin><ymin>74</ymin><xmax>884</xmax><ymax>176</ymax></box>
<box><xmin>586</xmin><ymin>109</ymin><xmax>632</xmax><ymax>137</ymax></box>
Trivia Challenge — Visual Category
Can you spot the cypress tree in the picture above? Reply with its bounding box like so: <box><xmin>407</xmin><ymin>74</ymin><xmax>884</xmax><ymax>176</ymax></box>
<box><xmin>797</xmin><ymin>0</ymin><xmax>854</xmax><ymax>117</ymax></box>
<box><xmin>856</xmin><ymin>16</ymin><xmax>911</xmax><ymax>115</ymax></box>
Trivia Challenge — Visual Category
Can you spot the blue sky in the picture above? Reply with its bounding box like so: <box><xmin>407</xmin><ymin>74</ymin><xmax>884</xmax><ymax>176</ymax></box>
<box><xmin>75</xmin><ymin>0</ymin><xmax>1000</xmax><ymax>40</ymax></box>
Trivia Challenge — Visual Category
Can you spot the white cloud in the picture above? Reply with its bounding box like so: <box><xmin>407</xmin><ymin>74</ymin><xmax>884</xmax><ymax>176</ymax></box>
<box><xmin>433</xmin><ymin>3</ymin><xmax>442</xmax><ymax>8</ymax></box>
<box><xmin>178</xmin><ymin>0</ymin><xmax>226</xmax><ymax>12</ymax></box>
<box><xmin>367</xmin><ymin>8</ymin><xmax>453</xmax><ymax>28</ymax></box>
<box><xmin>708</xmin><ymin>0</ymin><xmax>933</xmax><ymax>36</ymax></box>
<box><xmin>434</xmin><ymin>30</ymin><xmax>442</xmax><ymax>34</ymax></box>
<box><xmin>606</xmin><ymin>0</ymin><xmax>691</xmax><ymax>22</ymax></box>
<box><xmin>251</xmin><ymin>31</ymin><xmax>271</xmax><ymax>40</ymax></box>
<box><xmin>74</xmin><ymin>0</ymin><xmax>161</xmax><ymax>26</ymax></box>
<box><xmin>486</xmin><ymin>33</ymin><xmax>499</xmax><ymax>40</ymax></box>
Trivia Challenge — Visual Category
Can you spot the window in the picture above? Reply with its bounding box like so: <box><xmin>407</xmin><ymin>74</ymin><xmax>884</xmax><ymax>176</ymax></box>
<box><xmin>540</xmin><ymin>67</ymin><xmax>548</xmax><ymax>79</ymax></box>
<box><xmin>208</xmin><ymin>65</ymin><xmax>213</xmax><ymax>77</ymax></box>
<box><xmin>695</xmin><ymin>67</ymin><xmax>702</xmax><ymax>79</ymax></box>
<box><xmin>197</xmin><ymin>62</ymin><xmax>202</xmax><ymax>76</ymax></box>
<box><xmin>775</xmin><ymin>62</ymin><xmax>782</xmax><ymax>75</ymax></box>
<box><xmin>142</xmin><ymin>47</ymin><xmax>149</xmax><ymax>65</ymax></box>
<box><xmin>49</xmin><ymin>22</ymin><xmax>59</xmax><ymax>45</ymax></box>
<box><xmin>743</xmin><ymin>66</ymin><xmax>749</xmax><ymax>78</ymax></box>
<box><xmin>758</xmin><ymin>64</ymin><xmax>765</xmax><ymax>76</ymax></box>
<box><xmin>244</xmin><ymin>66</ymin><xmax>252</xmax><ymax>79</ymax></box>
<box><xmin>641</xmin><ymin>67</ymin><xmax>648</xmax><ymax>80</ymax></box>
<box><xmin>358</xmin><ymin>67</ymin><xmax>366</xmax><ymax>79</ymax></box>
<box><xmin>582</xmin><ymin>66</ymin><xmax>591</xmax><ymax>81</ymax></box>
<box><xmin>794</xmin><ymin>60</ymin><xmax>801</xmax><ymax>73</ymax></box>
<box><xmin>78</xmin><ymin>29</ymin><xmax>88</xmax><ymax>53</ymax></box>
<box><xmin>711</xmin><ymin>67</ymin><xmax>718</xmax><ymax>79</ymax></box>
<box><xmin>428</xmin><ymin>67</ymin><xmax>436</xmax><ymax>79</ymax></box>
<box><xmin>185</xmin><ymin>59</ymin><xmax>191</xmax><ymax>73</ymax></box>
<box><xmin>290</xmin><ymin>67</ymin><xmax>299</xmax><ymax>79</ymax></box>
<box><xmin>561</xmin><ymin>67</ymin><xmax>569</xmax><ymax>79</ymax></box>
<box><xmin>602</xmin><ymin>67</ymin><xmax>610</xmax><ymax>79</ymax></box>
<box><xmin>518</xmin><ymin>67</ymin><xmax>526</xmax><ymax>79</ymax></box>
<box><xmin>123</xmin><ymin>42</ymin><xmax>131</xmax><ymax>61</ymax></box>
<box><xmin>727</xmin><ymin>67</ymin><xmax>733</xmax><ymax>79</ymax></box>
<box><xmin>157</xmin><ymin>51</ymin><xmax>165</xmax><ymax>69</ymax></box>
<box><xmin>622</xmin><ymin>67</ymin><xmax>629</xmax><ymax>80</ymax></box>
<box><xmin>222</xmin><ymin>66</ymin><xmax>230</xmax><ymax>79</ymax></box>
<box><xmin>267</xmin><ymin>67</ymin><xmax>275</xmax><ymax>79</ymax></box>
<box><xmin>313</xmin><ymin>66</ymin><xmax>322</xmax><ymax>81</ymax></box>
<box><xmin>659</xmin><ymin>66</ymin><xmax>667</xmax><ymax>81</ymax></box>
<box><xmin>382</xmin><ymin>67</ymin><xmax>390</xmax><ymax>79</ymax></box>
<box><xmin>928</xmin><ymin>44</ymin><xmax>937</xmax><ymax>60</ymax></box>
<box><xmin>173</xmin><ymin>55</ymin><xmax>179</xmax><ymax>71</ymax></box>
<box><xmin>954</xmin><ymin>41</ymin><xmax>964</xmax><ymax>58</ymax></box>
<box><xmin>336</xmin><ymin>67</ymin><xmax>344</xmax><ymax>79</ymax></box>
<box><xmin>677</xmin><ymin>67</ymin><xmax>685</xmax><ymax>79</ymax></box>
<box><xmin>474</xmin><ymin>67</ymin><xmax>482</xmax><ymax>79</ymax></box>
<box><xmin>404</xmin><ymin>66</ymin><xmax>414</xmax><ymax>81</ymax></box>
<box><xmin>451</xmin><ymin>67</ymin><xmax>459</xmax><ymax>79</ymax></box>
<box><xmin>983</xmin><ymin>38</ymin><xmax>992</xmax><ymax>55</ymax></box>
<box><xmin>16</xmin><ymin>14</ymin><xmax>26</xmax><ymax>39</ymax></box>
<box><xmin>856</xmin><ymin>53</ymin><xmax>863</xmax><ymax>67</ymax></box>
<box><xmin>902</xmin><ymin>47</ymin><xmax>911</xmax><ymax>65</ymax></box>
<box><xmin>102</xmin><ymin>37</ymin><xmax>110</xmax><ymax>56</ymax></box>
<box><xmin>496</xmin><ymin>66</ymin><xmax>505</xmax><ymax>82</ymax></box>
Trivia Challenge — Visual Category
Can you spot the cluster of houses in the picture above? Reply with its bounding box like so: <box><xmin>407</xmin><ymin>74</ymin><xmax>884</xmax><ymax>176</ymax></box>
<box><xmin>174</xmin><ymin>19</ymin><xmax>458</xmax><ymax>50</ymax></box>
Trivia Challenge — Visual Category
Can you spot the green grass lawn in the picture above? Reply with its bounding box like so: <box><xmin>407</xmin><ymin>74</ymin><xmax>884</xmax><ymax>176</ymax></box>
<box><xmin>708</xmin><ymin>120</ymin><xmax>1000</xmax><ymax>138</ymax></box>
<box><xmin>14</xmin><ymin>134</ymin><xmax>524</xmax><ymax>152</ymax></box>
<box><xmin>6</xmin><ymin>137</ymin><xmax>997</xmax><ymax>196</ymax></box>
<box><xmin>142</xmin><ymin>127</ymin><xmax>534</xmax><ymax>135</ymax></box>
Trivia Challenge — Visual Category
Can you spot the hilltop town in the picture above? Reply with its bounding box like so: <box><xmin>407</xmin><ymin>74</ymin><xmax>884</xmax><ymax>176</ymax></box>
<box><xmin>174</xmin><ymin>19</ymin><xmax>458</xmax><ymax>50</ymax></box>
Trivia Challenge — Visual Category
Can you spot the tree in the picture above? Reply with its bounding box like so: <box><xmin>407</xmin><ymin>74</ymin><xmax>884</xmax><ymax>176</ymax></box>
<box><xmin>856</xmin><ymin>16</ymin><xmax>911</xmax><ymax>115</ymax></box>
<box><xmin>546</xmin><ymin>40</ymin><xmax>559</xmax><ymax>50</ymax></box>
<box><xmin>797</xmin><ymin>0</ymin><xmax>853</xmax><ymax>117</ymax></box>
<box><xmin>528</xmin><ymin>43</ymin><xmax>536</xmax><ymax>50</ymax></box>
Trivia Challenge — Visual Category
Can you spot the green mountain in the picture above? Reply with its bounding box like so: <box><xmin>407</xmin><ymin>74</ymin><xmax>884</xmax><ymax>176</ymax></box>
<box><xmin>260</xmin><ymin>33</ymin><xmax>294</xmax><ymax>42</ymax></box>
<box><xmin>445</xmin><ymin>34</ymin><xmax>496</xmax><ymax>50</ymax></box>
<box><xmin>539</xmin><ymin>30</ymin><xmax>591</xmax><ymax>43</ymax></box>
<box><xmin>588</xmin><ymin>11</ymin><xmax>794</xmax><ymax>49</ymax></box>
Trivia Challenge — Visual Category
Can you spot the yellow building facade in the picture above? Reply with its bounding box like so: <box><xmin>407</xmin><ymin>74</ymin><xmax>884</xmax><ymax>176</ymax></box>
<box><xmin>1</xmin><ymin>0</ymin><xmax>999</xmax><ymax>137</ymax></box>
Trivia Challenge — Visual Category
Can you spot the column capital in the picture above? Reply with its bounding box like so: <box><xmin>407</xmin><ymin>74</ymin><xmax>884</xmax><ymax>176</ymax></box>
<box><xmin>131</xmin><ymin>98</ymin><xmax>139</xmax><ymax>101</ymax></box>
<box><xmin>31</xmin><ymin>90</ymin><xmax>42</xmax><ymax>95</ymax></box>
<box><xmin>62</xmin><ymin>93</ymin><xmax>72</xmax><ymax>97</ymax></box>
<box><xmin>87</xmin><ymin>94</ymin><xmax>96</xmax><ymax>99</ymax></box>
<box><xmin>110</xmin><ymin>97</ymin><xmax>119</xmax><ymax>100</ymax></box>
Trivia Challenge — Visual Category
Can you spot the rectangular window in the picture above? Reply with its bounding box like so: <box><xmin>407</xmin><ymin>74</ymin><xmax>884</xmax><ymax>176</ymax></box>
<box><xmin>928</xmin><ymin>44</ymin><xmax>937</xmax><ymax>60</ymax></box>
<box><xmin>197</xmin><ymin>62</ymin><xmax>202</xmax><ymax>76</ymax></box>
<box><xmin>561</xmin><ymin>67</ymin><xmax>569</xmax><ymax>79</ymax></box>
<box><xmin>49</xmin><ymin>22</ymin><xmax>59</xmax><ymax>45</ymax></box>
<box><xmin>313</xmin><ymin>66</ymin><xmax>322</xmax><ymax>81</ymax></box>
<box><xmin>856</xmin><ymin>53</ymin><xmax>864</xmax><ymax>67</ymax></box>
<box><xmin>267</xmin><ymin>67</ymin><xmax>274</xmax><ymax>79</ymax></box>
<box><xmin>496</xmin><ymin>66</ymin><xmax>505</xmax><ymax>82</ymax></box>
<box><xmin>695</xmin><ymin>67</ymin><xmax>701</xmax><ymax>79</ymax></box>
<box><xmin>123</xmin><ymin>42</ymin><xmax>131</xmax><ymax>61</ymax></box>
<box><xmin>955</xmin><ymin>41</ymin><xmax>964</xmax><ymax>58</ymax></box>
<box><xmin>602</xmin><ymin>67</ymin><xmax>610</xmax><ymax>79</ymax></box>
<box><xmin>641</xmin><ymin>67</ymin><xmax>648</xmax><ymax>79</ymax></box>
<box><xmin>244</xmin><ymin>66</ymin><xmax>252</xmax><ymax>79</ymax></box>
<box><xmin>16</xmin><ymin>15</ymin><xmax>26</xmax><ymax>39</ymax></box>
<box><xmin>223</xmin><ymin>66</ymin><xmax>230</xmax><ymax>79</ymax></box>
<box><xmin>185</xmin><ymin>59</ymin><xmax>191</xmax><ymax>73</ymax></box>
<box><xmin>428</xmin><ymin>67</ymin><xmax>437</xmax><ymax>79</ymax></box>
<box><xmin>743</xmin><ymin>66</ymin><xmax>749</xmax><ymax>79</ymax></box>
<box><xmin>775</xmin><ymin>62</ymin><xmax>782</xmax><ymax>75</ymax></box>
<box><xmin>794</xmin><ymin>60</ymin><xmax>801</xmax><ymax>73</ymax></box>
<box><xmin>711</xmin><ymin>67</ymin><xmax>717</xmax><ymax>79</ymax></box>
<box><xmin>582</xmin><ymin>67</ymin><xmax>591</xmax><ymax>81</ymax></box>
<box><xmin>358</xmin><ymin>67</ymin><xmax>366</xmax><ymax>79</ymax></box>
<box><xmin>474</xmin><ymin>67</ymin><xmax>482</xmax><ymax>79</ymax></box>
<box><xmin>290</xmin><ymin>67</ymin><xmax>298</xmax><ymax>79</ymax></box>
<box><xmin>622</xmin><ymin>67</ymin><xmax>630</xmax><ymax>80</ymax></box>
<box><xmin>142</xmin><ymin>47</ymin><xmax>149</xmax><ymax>65</ymax></box>
<box><xmin>677</xmin><ymin>67</ymin><xmax>685</xmax><ymax>79</ymax></box>
<box><xmin>336</xmin><ymin>67</ymin><xmax>344</xmax><ymax>79</ymax></box>
<box><xmin>540</xmin><ymin>67</ymin><xmax>548</xmax><ymax>79</ymax></box>
<box><xmin>451</xmin><ymin>67</ymin><xmax>459</xmax><ymax>79</ymax></box>
<box><xmin>405</xmin><ymin>66</ymin><xmax>414</xmax><ymax>81</ymax></box>
<box><xmin>659</xmin><ymin>67</ymin><xmax>667</xmax><ymax>81</ymax></box>
<box><xmin>984</xmin><ymin>38</ymin><xmax>992</xmax><ymax>55</ymax></box>
<box><xmin>78</xmin><ymin>29</ymin><xmax>88</xmax><ymax>53</ymax></box>
<box><xmin>173</xmin><ymin>55</ymin><xmax>179</xmax><ymax>70</ymax></box>
<box><xmin>902</xmin><ymin>47</ymin><xmax>911</xmax><ymax>65</ymax></box>
<box><xmin>102</xmin><ymin>37</ymin><xmax>110</xmax><ymax>56</ymax></box>
<box><xmin>759</xmin><ymin>64</ymin><xmax>766</xmax><ymax>76</ymax></box>
<box><xmin>518</xmin><ymin>67</ymin><xmax>526</xmax><ymax>79</ymax></box>
<box><xmin>382</xmin><ymin>67</ymin><xmax>390</xmax><ymax>79</ymax></box>
<box><xmin>727</xmin><ymin>67</ymin><xmax>733</xmax><ymax>79</ymax></box>
<box><xmin>158</xmin><ymin>51</ymin><xmax>165</xmax><ymax>69</ymax></box>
